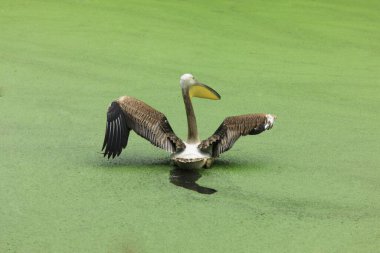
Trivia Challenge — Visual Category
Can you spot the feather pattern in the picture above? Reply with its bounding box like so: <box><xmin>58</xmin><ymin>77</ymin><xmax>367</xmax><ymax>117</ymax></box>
<box><xmin>198</xmin><ymin>114</ymin><xmax>276</xmax><ymax>157</ymax></box>
<box><xmin>102</xmin><ymin>96</ymin><xmax>185</xmax><ymax>158</ymax></box>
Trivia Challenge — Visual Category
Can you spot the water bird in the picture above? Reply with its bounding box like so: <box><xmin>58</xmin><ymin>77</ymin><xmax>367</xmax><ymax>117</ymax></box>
<box><xmin>102</xmin><ymin>73</ymin><xmax>276</xmax><ymax>169</ymax></box>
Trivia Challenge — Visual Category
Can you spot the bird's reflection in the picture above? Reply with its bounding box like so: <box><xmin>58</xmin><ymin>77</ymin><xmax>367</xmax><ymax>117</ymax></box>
<box><xmin>169</xmin><ymin>168</ymin><xmax>217</xmax><ymax>194</ymax></box>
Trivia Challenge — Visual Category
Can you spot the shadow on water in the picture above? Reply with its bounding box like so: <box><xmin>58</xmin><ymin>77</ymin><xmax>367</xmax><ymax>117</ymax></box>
<box><xmin>169</xmin><ymin>168</ymin><xmax>217</xmax><ymax>195</ymax></box>
<box><xmin>93</xmin><ymin>152</ymin><xmax>279</xmax><ymax>195</ymax></box>
<box><xmin>93</xmin><ymin>154</ymin><xmax>217</xmax><ymax>194</ymax></box>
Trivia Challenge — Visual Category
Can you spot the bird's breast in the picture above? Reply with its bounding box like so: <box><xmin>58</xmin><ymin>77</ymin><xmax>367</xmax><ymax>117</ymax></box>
<box><xmin>171</xmin><ymin>142</ymin><xmax>213</xmax><ymax>169</ymax></box>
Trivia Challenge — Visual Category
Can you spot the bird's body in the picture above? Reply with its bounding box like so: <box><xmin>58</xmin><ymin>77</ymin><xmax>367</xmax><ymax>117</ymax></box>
<box><xmin>102</xmin><ymin>74</ymin><xmax>276</xmax><ymax>169</ymax></box>
<box><xmin>171</xmin><ymin>142</ymin><xmax>214</xmax><ymax>169</ymax></box>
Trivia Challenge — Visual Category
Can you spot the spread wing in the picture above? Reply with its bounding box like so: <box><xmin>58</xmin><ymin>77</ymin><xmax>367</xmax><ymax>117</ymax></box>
<box><xmin>102</xmin><ymin>96</ymin><xmax>185</xmax><ymax>158</ymax></box>
<box><xmin>198</xmin><ymin>114</ymin><xmax>276</xmax><ymax>157</ymax></box>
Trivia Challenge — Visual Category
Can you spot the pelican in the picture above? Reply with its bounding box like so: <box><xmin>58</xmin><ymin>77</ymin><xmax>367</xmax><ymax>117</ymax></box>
<box><xmin>102</xmin><ymin>73</ymin><xmax>276</xmax><ymax>169</ymax></box>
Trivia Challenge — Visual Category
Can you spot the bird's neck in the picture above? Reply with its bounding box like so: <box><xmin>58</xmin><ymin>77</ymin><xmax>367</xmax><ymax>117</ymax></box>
<box><xmin>182</xmin><ymin>88</ymin><xmax>199</xmax><ymax>144</ymax></box>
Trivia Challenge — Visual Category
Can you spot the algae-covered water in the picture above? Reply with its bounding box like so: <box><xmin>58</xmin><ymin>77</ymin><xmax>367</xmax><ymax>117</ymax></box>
<box><xmin>1</xmin><ymin>1</ymin><xmax>379</xmax><ymax>252</ymax></box>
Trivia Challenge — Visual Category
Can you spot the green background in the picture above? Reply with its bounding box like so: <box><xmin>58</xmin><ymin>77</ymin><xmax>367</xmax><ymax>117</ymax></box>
<box><xmin>1</xmin><ymin>0</ymin><xmax>379</xmax><ymax>252</ymax></box>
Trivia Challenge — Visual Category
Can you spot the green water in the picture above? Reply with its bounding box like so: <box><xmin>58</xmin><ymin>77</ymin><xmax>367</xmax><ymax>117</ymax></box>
<box><xmin>1</xmin><ymin>1</ymin><xmax>379</xmax><ymax>252</ymax></box>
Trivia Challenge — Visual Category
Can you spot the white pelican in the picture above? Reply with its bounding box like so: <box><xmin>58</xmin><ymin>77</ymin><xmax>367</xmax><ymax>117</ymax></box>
<box><xmin>102</xmin><ymin>73</ymin><xmax>276</xmax><ymax>169</ymax></box>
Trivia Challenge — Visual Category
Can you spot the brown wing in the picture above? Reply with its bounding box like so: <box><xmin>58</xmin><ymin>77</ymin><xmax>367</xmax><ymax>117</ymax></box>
<box><xmin>198</xmin><ymin>114</ymin><xmax>276</xmax><ymax>157</ymax></box>
<box><xmin>102</xmin><ymin>96</ymin><xmax>185</xmax><ymax>158</ymax></box>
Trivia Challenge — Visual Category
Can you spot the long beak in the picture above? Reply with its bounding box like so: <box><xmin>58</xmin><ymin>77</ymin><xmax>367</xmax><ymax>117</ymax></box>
<box><xmin>189</xmin><ymin>82</ymin><xmax>221</xmax><ymax>100</ymax></box>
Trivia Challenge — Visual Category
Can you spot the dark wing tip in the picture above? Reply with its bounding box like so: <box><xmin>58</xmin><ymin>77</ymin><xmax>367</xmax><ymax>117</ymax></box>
<box><xmin>102</xmin><ymin>101</ymin><xmax>130</xmax><ymax>159</ymax></box>
<box><xmin>249</xmin><ymin>114</ymin><xmax>276</xmax><ymax>135</ymax></box>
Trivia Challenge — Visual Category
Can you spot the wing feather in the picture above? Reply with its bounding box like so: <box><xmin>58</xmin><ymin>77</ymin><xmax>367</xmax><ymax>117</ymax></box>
<box><xmin>112</xmin><ymin>118</ymin><xmax>121</xmax><ymax>158</ymax></box>
<box><xmin>199</xmin><ymin>114</ymin><xmax>276</xmax><ymax>157</ymax></box>
<box><xmin>102</xmin><ymin>96</ymin><xmax>185</xmax><ymax>158</ymax></box>
<box><xmin>102</xmin><ymin>121</ymin><xmax>109</xmax><ymax>151</ymax></box>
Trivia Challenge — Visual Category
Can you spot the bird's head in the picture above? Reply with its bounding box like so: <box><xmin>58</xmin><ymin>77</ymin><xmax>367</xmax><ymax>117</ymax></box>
<box><xmin>180</xmin><ymin>73</ymin><xmax>221</xmax><ymax>100</ymax></box>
